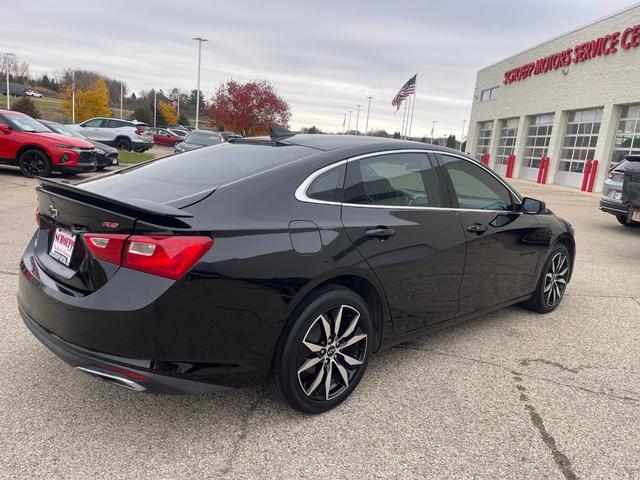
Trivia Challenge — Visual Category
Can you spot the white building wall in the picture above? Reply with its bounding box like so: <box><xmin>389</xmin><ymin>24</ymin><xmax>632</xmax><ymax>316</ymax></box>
<box><xmin>467</xmin><ymin>5</ymin><xmax>640</xmax><ymax>192</ymax></box>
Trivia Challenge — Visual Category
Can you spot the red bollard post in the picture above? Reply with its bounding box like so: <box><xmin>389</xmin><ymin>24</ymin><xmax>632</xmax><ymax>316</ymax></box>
<box><xmin>587</xmin><ymin>160</ymin><xmax>598</xmax><ymax>192</ymax></box>
<box><xmin>536</xmin><ymin>157</ymin><xmax>544</xmax><ymax>183</ymax></box>
<box><xmin>581</xmin><ymin>160</ymin><xmax>593</xmax><ymax>191</ymax></box>
<box><xmin>506</xmin><ymin>154</ymin><xmax>515</xmax><ymax>178</ymax></box>
<box><xmin>541</xmin><ymin>157</ymin><xmax>550</xmax><ymax>184</ymax></box>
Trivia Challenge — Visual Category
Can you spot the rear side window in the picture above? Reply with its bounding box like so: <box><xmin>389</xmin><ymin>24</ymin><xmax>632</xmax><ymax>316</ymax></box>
<box><xmin>439</xmin><ymin>154</ymin><xmax>513</xmax><ymax>210</ymax></box>
<box><xmin>343</xmin><ymin>153</ymin><xmax>442</xmax><ymax>207</ymax></box>
<box><xmin>306</xmin><ymin>164</ymin><xmax>346</xmax><ymax>203</ymax></box>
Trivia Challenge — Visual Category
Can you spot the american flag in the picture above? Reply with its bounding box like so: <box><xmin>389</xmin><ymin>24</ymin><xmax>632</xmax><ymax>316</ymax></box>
<box><xmin>391</xmin><ymin>74</ymin><xmax>417</xmax><ymax>111</ymax></box>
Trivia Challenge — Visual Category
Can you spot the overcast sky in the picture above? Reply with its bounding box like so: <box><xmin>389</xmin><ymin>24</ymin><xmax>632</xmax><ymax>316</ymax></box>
<box><xmin>1</xmin><ymin>1</ymin><xmax>636</xmax><ymax>136</ymax></box>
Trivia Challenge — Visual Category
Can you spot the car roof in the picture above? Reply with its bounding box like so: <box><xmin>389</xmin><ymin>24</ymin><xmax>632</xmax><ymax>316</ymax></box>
<box><xmin>257</xmin><ymin>133</ymin><xmax>465</xmax><ymax>155</ymax></box>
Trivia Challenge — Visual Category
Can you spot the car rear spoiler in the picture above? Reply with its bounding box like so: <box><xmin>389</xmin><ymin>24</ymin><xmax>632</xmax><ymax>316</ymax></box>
<box><xmin>37</xmin><ymin>177</ymin><xmax>195</xmax><ymax>227</ymax></box>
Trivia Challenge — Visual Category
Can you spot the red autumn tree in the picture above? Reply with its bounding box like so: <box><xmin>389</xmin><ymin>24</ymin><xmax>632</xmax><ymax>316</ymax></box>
<box><xmin>207</xmin><ymin>80</ymin><xmax>291</xmax><ymax>136</ymax></box>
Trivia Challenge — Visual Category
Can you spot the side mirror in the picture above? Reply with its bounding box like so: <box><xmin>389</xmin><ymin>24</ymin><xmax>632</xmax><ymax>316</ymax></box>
<box><xmin>0</xmin><ymin>124</ymin><xmax>11</xmax><ymax>133</ymax></box>
<box><xmin>521</xmin><ymin>197</ymin><xmax>545</xmax><ymax>214</ymax></box>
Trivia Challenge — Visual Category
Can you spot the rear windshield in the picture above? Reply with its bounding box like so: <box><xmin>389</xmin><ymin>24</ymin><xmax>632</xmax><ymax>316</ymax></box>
<box><xmin>80</xmin><ymin>143</ymin><xmax>316</xmax><ymax>203</ymax></box>
<box><xmin>186</xmin><ymin>131</ymin><xmax>221</xmax><ymax>146</ymax></box>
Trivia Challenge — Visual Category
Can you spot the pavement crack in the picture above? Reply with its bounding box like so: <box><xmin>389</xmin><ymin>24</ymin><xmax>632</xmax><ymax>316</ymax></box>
<box><xmin>520</xmin><ymin>358</ymin><xmax>580</xmax><ymax>374</ymax></box>
<box><xmin>512</xmin><ymin>374</ymin><xmax>579</xmax><ymax>480</ymax></box>
<box><xmin>394</xmin><ymin>344</ymin><xmax>640</xmax><ymax>404</ymax></box>
<box><xmin>220</xmin><ymin>389</ymin><xmax>263</xmax><ymax>478</ymax></box>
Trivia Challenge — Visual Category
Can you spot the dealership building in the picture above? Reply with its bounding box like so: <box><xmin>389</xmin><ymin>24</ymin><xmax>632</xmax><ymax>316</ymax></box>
<box><xmin>466</xmin><ymin>5</ymin><xmax>640</xmax><ymax>192</ymax></box>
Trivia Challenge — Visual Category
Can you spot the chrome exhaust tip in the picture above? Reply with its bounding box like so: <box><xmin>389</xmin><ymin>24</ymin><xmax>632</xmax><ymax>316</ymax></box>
<box><xmin>76</xmin><ymin>366</ymin><xmax>146</xmax><ymax>392</ymax></box>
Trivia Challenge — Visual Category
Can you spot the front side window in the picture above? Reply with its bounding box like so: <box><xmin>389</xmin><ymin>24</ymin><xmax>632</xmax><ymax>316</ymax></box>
<box><xmin>83</xmin><ymin>119</ymin><xmax>104</xmax><ymax>128</ymax></box>
<box><xmin>439</xmin><ymin>154</ymin><xmax>513</xmax><ymax>211</ymax></box>
<box><xmin>343</xmin><ymin>153</ymin><xmax>442</xmax><ymax>207</ymax></box>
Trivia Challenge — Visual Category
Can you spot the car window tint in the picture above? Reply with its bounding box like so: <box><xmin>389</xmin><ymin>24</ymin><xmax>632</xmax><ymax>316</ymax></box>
<box><xmin>343</xmin><ymin>153</ymin><xmax>442</xmax><ymax>207</ymax></box>
<box><xmin>83</xmin><ymin>119</ymin><xmax>103</xmax><ymax>128</ymax></box>
<box><xmin>439</xmin><ymin>154</ymin><xmax>512</xmax><ymax>210</ymax></box>
<box><xmin>306</xmin><ymin>164</ymin><xmax>346</xmax><ymax>203</ymax></box>
<box><xmin>186</xmin><ymin>132</ymin><xmax>221</xmax><ymax>146</ymax></box>
<box><xmin>81</xmin><ymin>143</ymin><xmax>317</xmax><ymax>203</ymax></box>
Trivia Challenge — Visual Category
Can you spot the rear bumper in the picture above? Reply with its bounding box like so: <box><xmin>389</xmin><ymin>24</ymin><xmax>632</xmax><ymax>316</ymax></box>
<box><xmin>599</xmin><ymin>198</ymin><xmax>628</xmax><ymax>216</ymax></box>
<box><xmin>131</xmin><ymin>140</ymin><xmax>154</xmax><ymax>150</ymax></box>
<box><xmin>20</xmin><ymin>305</ymin><xmax>230</xmax><ymax>394</ymax></box>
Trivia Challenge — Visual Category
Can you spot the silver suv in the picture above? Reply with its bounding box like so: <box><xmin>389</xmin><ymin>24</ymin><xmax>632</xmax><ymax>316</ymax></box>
<box><xmin>70</xmin><ymin>117</ymin><xmax>154</xmax><ymax>152</ymax></box>
<box><xmin>599</xmin><ymin>156</ymin><xmax>640</xmax><ymax>227</ymax></box>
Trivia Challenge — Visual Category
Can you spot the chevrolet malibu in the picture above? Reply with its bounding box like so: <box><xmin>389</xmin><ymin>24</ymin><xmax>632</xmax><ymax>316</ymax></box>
<box><xmin>18</xmin><ymin>130</ymin><xmax>575</xmax><ymax>413</ymax></box>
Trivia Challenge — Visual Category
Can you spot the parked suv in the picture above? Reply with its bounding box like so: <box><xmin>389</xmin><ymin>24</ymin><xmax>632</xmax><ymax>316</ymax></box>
<box><xmin>599</xmin><ymin>155</ymin><xmax>640</xmax><ymax>227</ymax></box>
<box><xmin>0</xmin><ymin>109</ymin><xmax>96</xmax><ymax>177</ymax></box>
<box><xmin>70</xmin><ymin>117</ymin><xmax>154</xmax><ymax>152</ymax></box>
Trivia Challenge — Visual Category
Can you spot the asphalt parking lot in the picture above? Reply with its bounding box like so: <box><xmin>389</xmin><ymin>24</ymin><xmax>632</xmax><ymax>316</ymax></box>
<box><xmin>1</xmin><ymin>166</ymin><xmax>639</xmax><ymax>480</ymax></box>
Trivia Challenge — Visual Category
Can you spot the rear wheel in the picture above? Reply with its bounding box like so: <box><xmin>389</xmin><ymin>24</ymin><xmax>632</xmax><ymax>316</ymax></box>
<box><xmin>271</xmin><ymin>287</ymin><xmax>372</xmax><ymax>414</ymax></box>
<box><xmin>115</xmin><ymin>137</ymin><xmax>131</xmax><ymax>151</ymax></box>
<box><xmin>616</xmin><ymin>215</ymin><xmax>639</xmax><ymax>227</ymax></box>
<box><xmin>522</xmin><ymin>244</ymin><xmax>571</xmax><ymax>313</ymax></box>
<box><xmin>19</xmin><ymin>149</ymin><xmax>52</xmax><ymax>178</ymax></box>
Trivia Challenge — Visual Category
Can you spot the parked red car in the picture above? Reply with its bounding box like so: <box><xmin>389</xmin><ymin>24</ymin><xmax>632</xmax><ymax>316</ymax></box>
<box><xmin>151</xmin><ymin>128</ymin><xmax>183</xmax><ymax>147</ymax></box>
<box><xmin>0</xmin><ymin>109</ymin><xmax>96</xmax><ymax>177</ymax></box>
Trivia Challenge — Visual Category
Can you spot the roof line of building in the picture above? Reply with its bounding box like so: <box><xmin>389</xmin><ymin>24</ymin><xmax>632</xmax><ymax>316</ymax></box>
<box><xmin>478</xmin><ymin>3</ymin><xmax>640</xmax><ymax>72</ymax></box>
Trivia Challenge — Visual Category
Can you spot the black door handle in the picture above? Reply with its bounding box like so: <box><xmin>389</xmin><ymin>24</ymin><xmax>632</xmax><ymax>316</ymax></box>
<box><xmin>467</xmin><ymin>224</ymin><xmax>488</xmax><ymax>234</ymax></box>
<box><xmin>366</xmin><ymin>227</ymin><xmax>396</xmax><ymax>238</ymax></box>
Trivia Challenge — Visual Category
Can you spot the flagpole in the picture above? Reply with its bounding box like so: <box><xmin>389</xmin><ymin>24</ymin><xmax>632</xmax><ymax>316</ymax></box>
<box><xmin>407</xmin><ymin>71</ymin><xmax>418</xmax><ymax>140</ymax></box>
<box><xmin>71</xmin><ymin>71</ymin><xmax>76</xmax><ymax>124</ymax></box>
<box><xmin>120</xmin><ymin>82</ymin><xmax>123</xmax><ymax>119</ymax></box>
<box><xmin>401</xmin><ymin>99</ymin><xmax>408</xmax><ymax>139</ymax></box>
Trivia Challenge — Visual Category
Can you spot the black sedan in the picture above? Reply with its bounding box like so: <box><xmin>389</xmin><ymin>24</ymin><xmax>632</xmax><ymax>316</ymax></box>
<box><xmin>18</xmin><ymin>130</ymin><xmax>575</xmax><ymax>413</ymax></box>
<box><xmin>41</xmin><ymin>120</ymin><xmax>119</xmax><ymax>170</ymax></box>
<box><xmin>174</xmin><ymin>130</ymin><xmax>223</xmax><ymax>153</ymax></box>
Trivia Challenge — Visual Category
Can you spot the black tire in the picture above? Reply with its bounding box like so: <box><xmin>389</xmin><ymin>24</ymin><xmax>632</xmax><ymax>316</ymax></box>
<box><xmin>521</xmin><ymin>244</ymin><xmax>571</xmax><ymax>314</ymax></box>
<box><xmin>18</xmin><ymin>149</ymin><xmax>52</xmax><ymax>178</ymax></box>
<box><xmin>616</xmin><ymin>215</ymin><xmax>640</xmax><ymax>228</ymax></box>
<box><xmin>97</xmin><ymin>166</ymin><xmax>106</xmax><ymax>171</ymax></box>
<box><xmin>115</xmin><ymin>137</ymin><xmax>131</xmax><ymax>151</ymax></box>
<box><xmin>271</xmin><ymin>286</ymin><xmax>373</xmax><ymax>414</ymax></box>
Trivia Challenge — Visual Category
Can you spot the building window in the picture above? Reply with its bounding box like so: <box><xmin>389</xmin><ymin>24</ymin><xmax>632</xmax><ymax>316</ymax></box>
<box><xmin>496</xmin><ymin>118</ymin><xmax>519</xmax><ymax>167</ymax></box>
<box><xmin>611</xmin><ymin>104</ymin><xmax>640</xmax><ymax>167</ymax></box>
<box><xmin>523</xmin><ymin>114</ymin><xmax>554</xmax><ymax>170</ymax></box>
<box><xmin>480</xmin><ymin>86</ymin><xmax>499</xmax><ymax>102</ymax></box>
<box><xmin>559</xmin><ymin>109</ymin><xmax>602</xmax><ymax>174</ymax></box>
<box><xmin>475</xmin><ymin>121</ymin><xmax>493</xmax><ymax>160</ymax></box>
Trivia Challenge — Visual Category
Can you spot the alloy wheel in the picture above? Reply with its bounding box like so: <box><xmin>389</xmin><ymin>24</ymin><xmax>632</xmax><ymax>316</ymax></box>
<box><xmin>22</xmin><ymin>151</ymin><xmax>46</xmax><ymax>177</ymax></box>
<box><xmin>297</xmin><ymin>305</ymin><xmax>367</xmax><ymax>401</ymax></box>
<box><xmin>543</xmin><ymin>252</ymin><xmax>568</xmax><ymax>307</ymax></box>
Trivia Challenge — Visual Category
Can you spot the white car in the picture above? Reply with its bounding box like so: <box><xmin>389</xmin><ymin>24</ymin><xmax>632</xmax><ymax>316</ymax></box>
<box><xmin>25</xmin><ymin>90</ymin><xmax>43</xmax><ymax>98</ymax></box>
<box><xmin>70</xmin><ymin>117</ymin><xmax>154</xmax><ymax>152</ymax></box>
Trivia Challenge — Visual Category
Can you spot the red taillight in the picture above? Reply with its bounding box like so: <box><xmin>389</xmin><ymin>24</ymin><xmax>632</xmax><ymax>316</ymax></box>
<box><xmin>607</xmin><ymin>171</ymin><xmax>614</xmax><ymax>180</ymax></box>
<box><xmin>97</xmin><ymin>363</ymin><xmax>149</xmax><ymax>381</ymax></box>
<box><xmin>135</xmin><ymin>128</ymin><xmax>144</xmax><ymax>135</ymax></box>
<box><xmin>124</xmin><ymin>235</ymin><xmax>213</xmax><ymax>279</ymax></box>
<box><xmin>82</xmin><ymin>233</ymin><xmax>213</xmax><ymax>280</ymax></box>
<box><xmin>83</xmin><ymin>233</ymin><xmax>128</xmax><ymax>264</ymax></box>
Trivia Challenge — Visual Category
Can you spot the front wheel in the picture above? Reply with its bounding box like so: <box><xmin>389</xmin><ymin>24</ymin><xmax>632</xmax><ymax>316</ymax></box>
<box><xmin>19</xmin><ymin>149</ymin><xmax>52</xmax><ymax>178</ymax></box>
<box><xmin>271</xmin><ymin>287</ymin><xmax>373</xmax><ymax>414</ymax></box>
<box><xmin>616</xmin><ymin>215</ymin><xmax>640</xmax><ymax>228</ymax></box>
<box><xmin>522</xmin><ymin>244</ymin><xmax>571</xmax><ymax>313</ymax></box>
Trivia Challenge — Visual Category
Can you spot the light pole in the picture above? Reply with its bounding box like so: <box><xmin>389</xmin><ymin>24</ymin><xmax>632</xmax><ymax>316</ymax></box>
<box><xmin>342</xmin><ymin>113</ymin><xmax>347</xmax><ymax>134</ymax></box>
<box><xmin>364</xmin><ymin>96</ymin><xmax>373</xmax><ymax>136</ymax></box>
<box><xmin>430</xmin><ymin>121</ymin><xmax>437</xmax><ymax>143</ymax></box>
<box><xmin>347</xmin><ymin>110</ymin><xmax>352</xmax><ymax>135</ymax></box>
<box><xmin>120</xmin><ymin>82</ymin><xmax>124</xmax><ymax>119</ymax></box>
<box><xmin>4</xmin><ymin>53</ymin><xmax>16</xmax><ymax>110</ymax></box>
<box><xmin>193</xmin><ymin>36</ymin><xmax>209</xmax><ymax>130</ymax></box>
<box><xmin>354</xmin><ymin>104</ymin><xmax>362</xmax><ymax>135</ymax></box>
<box><xmin>153</xmin><ymin>91</ymin><xmax>157</xmax><ymax>128</ymax></box>
<box><xmin>460</xmin><ymin>119</ymin><xmax>466</xmax><ymax>151</ymax></box>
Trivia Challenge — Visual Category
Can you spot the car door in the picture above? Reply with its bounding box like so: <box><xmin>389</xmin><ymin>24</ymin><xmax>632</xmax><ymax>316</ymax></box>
<box><xmin>341</xmin><ymin>151</ymin><xmax>467</xmax><ymax>334</ymax></box>
<box><xmin>0</xmin><ymin>113</ymin><xmax>21</xmax><ymax>162</ymax></box>
<box><xmin>435</xmin><ymin>152</ymin><xmax>544</xmax><ymax>314</ymax></box>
